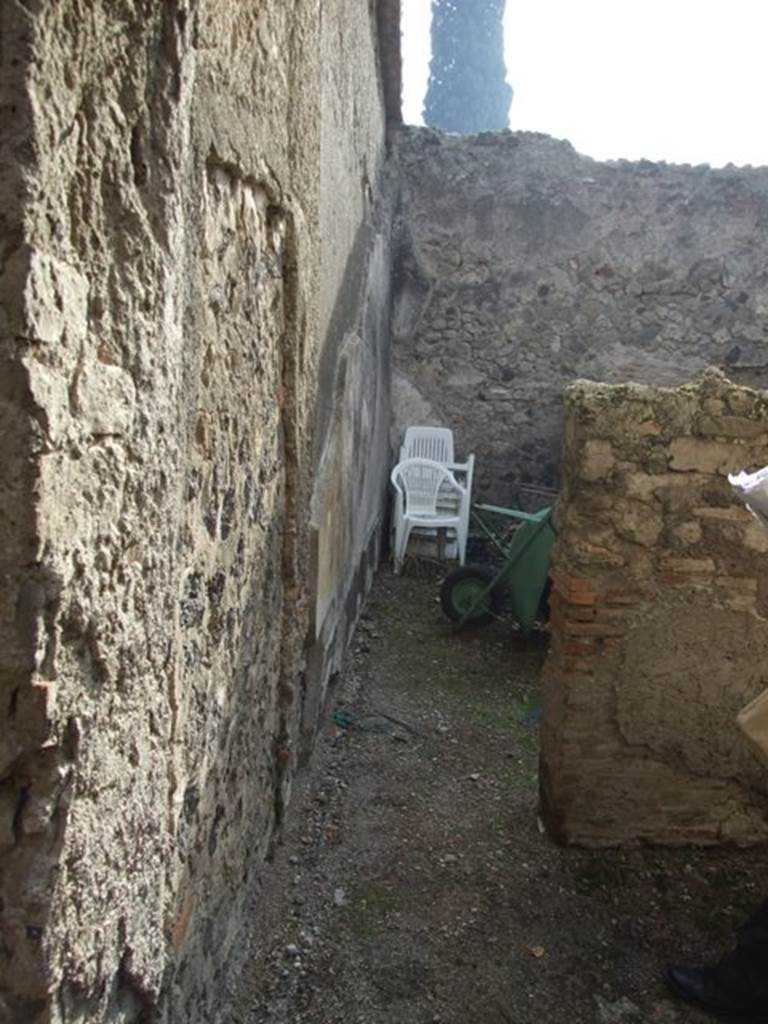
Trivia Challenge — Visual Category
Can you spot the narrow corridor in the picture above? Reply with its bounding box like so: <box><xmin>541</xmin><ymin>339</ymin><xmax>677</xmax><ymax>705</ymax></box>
<box><xmin>234</xmin><ymin>569</ymin><xmax>763</xmax><ymax>1024</ymax></box>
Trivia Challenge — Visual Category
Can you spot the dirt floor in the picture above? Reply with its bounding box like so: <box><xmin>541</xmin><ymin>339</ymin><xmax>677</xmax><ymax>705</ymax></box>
<box><xmin>233</xmin><ymin>567</ymin><xmax>764</xmax><ymax>1024</ymax></box>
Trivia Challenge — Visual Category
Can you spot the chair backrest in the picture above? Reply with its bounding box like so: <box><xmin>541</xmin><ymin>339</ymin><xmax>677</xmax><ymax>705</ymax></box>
<box><xmin>391</xmin><ymin>458</ymin><xmax>462</xmax><ymax>517</ymax></box>
<box><xmin>401</xmin><ymin>426</ymin><xmax>454</xmax><ymax>465</ymax></box>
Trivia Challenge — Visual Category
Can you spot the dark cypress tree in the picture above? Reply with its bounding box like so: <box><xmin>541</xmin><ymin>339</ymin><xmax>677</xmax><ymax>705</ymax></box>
<box><xmin>424</xmin><ymin>0</ymin><xmax>512</xmax><ymax>133</ymax></box>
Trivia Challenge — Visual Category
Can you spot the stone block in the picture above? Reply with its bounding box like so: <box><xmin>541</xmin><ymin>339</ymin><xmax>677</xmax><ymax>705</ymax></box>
<box><xmin>24</xmin><ymin>360</ymin><xmax>73</xmax><ymax>443</ymax></box>
<box><xmin>715</xmin><ymin>576</ymin><xmax>758</xmax><ymax>594</ymax></box>
<box><xmin>637</xmin><ymin>419</ymin><xmax>662</xmax><ymax>435</ymax></box>
<box><xmin>74</xmin><ymin>362</ymin><xmax>136</xmax><ymax>437</ymax></box>
<box><xmin>658</xmin><ymin>555</ymin><xmax>715</xmax><ymax>574</ymax></box>
<box><xmin>570</xmin><ymin>540</ymin><xmax>625</xmax><ymax>567</ymax></box>
<box><xmin>672</xmin><ymin>520</ymin><xmax>702</xmax><ymax>545</ymax></box>
<box><xmin>613</xmin><ymin>499</ymin><xmax>663</xmax><ymax>547</ymax></box>
<box><xmin>1</xmin><ymin>246</ymin><xmax>89</xmax><ymax>348</ymax></box>
<box><xmin>702</xmin><ymin>398</ymin><xmax>726</xmax><ymax>415</ymax></box>
<box><xmin>668</xmin><ymin>437</ymin><xmax>741</xmax><ymax>474</ymax></box>
<box><xmin>693</xmin><ymin>505</ymin><xmax>752</xmax><ymax>522</ymax></box>
<box><xmin>697</xmin><ymin>415</ymin><xmax>767</xmax><ymax>439</ymax></box>
<box><xmin>744</xmin><ymin>520</ymin><xmax>768</xmax><ymax>553</ymax></box>
<box><xmin>580</xmin><ymin>439</ymin><xmax>615</xmax><ymax>482</ymax></box>
<box><xmin>727</xmin><ymin>388</ymin><xmax>760</xmax><ymax>416</ymax></box>
<box><xmin>624</xmin><ymin>471</ymin><xmax>699</xmax><ymax>501</ymax></box>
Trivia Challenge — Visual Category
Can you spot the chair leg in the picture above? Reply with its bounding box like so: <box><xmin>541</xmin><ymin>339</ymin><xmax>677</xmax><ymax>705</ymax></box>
<box><xmin>391</xmin><ymin>493</ymin><xmax>404</xmax><ymax>561</ymax></box>
<box><xmin>397</xmin><ymin>520</ymin><xmax>409</xmax><ymax>577</ymax></box>
<box><xmin>394</xmin><ymin>521</ymin><xmax>411</xmax><ymax>574</ymax></box>
<box><xmin>457</xmin><ymin>528</ymin><xmax>467</xmax><ymax>566</ymax></box>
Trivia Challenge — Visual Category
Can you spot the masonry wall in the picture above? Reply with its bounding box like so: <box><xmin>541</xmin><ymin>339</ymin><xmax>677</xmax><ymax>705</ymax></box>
<box><xmin>0</xmin><ymin>3</ymin><xmax>393</xmax><ymax>1022</ymax></box>
<box><xmin>393</xmin><ymin>128</ymin><xmax>768</xmax><ymax>503</ymax></box>
<box><xmin>540</xmin><ymin>373</ymin><xmax>768</xmax><ymax>847</ymax></box>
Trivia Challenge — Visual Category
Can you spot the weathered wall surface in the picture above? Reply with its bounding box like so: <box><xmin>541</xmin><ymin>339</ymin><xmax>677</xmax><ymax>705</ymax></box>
<box><xmin>393</xmin><ymin>128</ymin><xmax>768</xmax><ymax>503</ymax></box>
<box><xmin>541</xmin><ymin>373</ymin><xmax>768</xmax><ymax>847</ymax></box>
<box><xmin>0</xmin><ymin>2</ymin><xmax>392</xmax><ymax>1022</ymax></box>
<box><xmin>303</xmin><ymin>0</ymin><xmax>393</xmax><ymax>757</ymax></box>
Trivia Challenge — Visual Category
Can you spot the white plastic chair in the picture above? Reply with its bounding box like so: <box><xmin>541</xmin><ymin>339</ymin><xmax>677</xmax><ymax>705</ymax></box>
<box><xmin>399</xmin><ymin>425</ymin><xmax>455</xmax><ymax>465</ymax></box>
<box><xmin>390</xmin><ymin>458</ymin><xmax>468</xmax><ymax>573</ymax></box>
<box><xmin>441</xmin><ymin>454</ymin><xmax>475</xmax><ymax>511</ymax></box>
<box><xmin>395</xmin><ymin>427</ymin><xmax>456</xmax><ymax>552</ymax></box>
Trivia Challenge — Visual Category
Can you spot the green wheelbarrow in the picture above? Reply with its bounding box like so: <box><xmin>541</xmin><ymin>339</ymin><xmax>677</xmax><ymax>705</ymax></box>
<box><xmin>439</xmin><ymin>503</ymin><xmax>556</xmax><ymax>630</ymax></box>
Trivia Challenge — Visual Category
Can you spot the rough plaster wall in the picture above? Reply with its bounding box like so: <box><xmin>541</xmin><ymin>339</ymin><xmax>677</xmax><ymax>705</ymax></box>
<box><xmin>303</xmin><ymin>0</ymin><xmax>392</xmax><ymax>755</ymax></box>
<box><xmin>0</xmin><ymin>2</ymin><xmax>391</xmax><ymax>1022</ymax></box>
<box><xmin>540</xmin><ymin>373</ymin><xmax>768</xmax><ymax>847</ymax></box>
<box><xmin>393</xmin><ymin>128</ymin><xmax>768</xmax><ymax>503</ymax></box>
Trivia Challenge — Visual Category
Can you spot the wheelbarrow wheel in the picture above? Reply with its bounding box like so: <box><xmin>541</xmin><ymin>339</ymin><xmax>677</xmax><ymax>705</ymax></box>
<box><xmin>440</xmin><ymin>565</ymin><xmax>503</xmax><ymax>625</ymax></box>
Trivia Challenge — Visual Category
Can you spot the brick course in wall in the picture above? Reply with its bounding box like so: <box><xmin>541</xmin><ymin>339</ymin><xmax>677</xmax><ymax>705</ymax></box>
<box><xmin>541</xmin><ymin>372</ymin><xmax>768</xmax><ymax>846</ymax></box>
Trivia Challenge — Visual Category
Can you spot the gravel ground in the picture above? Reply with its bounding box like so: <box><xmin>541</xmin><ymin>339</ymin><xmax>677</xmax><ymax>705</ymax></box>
<box><xmin>232</xmin><ymin>567</ymin><xmax>764</xmax><ymax>1024</ymax></box>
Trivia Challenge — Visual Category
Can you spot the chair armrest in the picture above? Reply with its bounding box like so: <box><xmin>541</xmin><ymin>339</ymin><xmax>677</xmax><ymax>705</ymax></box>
<box><xmin>390</xmin><ymin>464</ymin><xmax>405</xmax><ymax>495</ymax></box>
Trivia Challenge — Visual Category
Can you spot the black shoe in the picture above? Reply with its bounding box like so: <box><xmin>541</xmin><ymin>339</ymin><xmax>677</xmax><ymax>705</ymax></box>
<box><xmin>665</xmin><ymin>964</ymin><xmax>767</xmax><ymax>1021</ymax></box>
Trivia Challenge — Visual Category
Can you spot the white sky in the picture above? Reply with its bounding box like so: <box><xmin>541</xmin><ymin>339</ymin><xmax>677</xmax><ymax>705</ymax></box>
<box><xmin>401</xmin><ymin>0</ymin><xmax>768</xmax><ymax>168</ymax></box>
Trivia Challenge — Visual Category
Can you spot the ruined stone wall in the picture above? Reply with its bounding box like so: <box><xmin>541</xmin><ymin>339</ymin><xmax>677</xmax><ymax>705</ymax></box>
<box><xmin>0</xmin><ymin>3</ymin><xmax>392</xmax><ymax>1022</ymax></box>
<box><xmin>393</xmin><ymin>128</ymin><xmax>768</xmax><ymax>503</ymax></box>
<box><xmin>541</xmin><ymin>373</ymin><xmax>768</xmax><ymax>846</ymax></box>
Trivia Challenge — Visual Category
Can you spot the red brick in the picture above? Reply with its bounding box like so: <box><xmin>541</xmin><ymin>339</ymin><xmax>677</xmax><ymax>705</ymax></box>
<box><xmin>660</xmin><ymin>571</ymin><xmax>692</xmax><ymax>586</ymax></box>
<box><xmin>561</xmin><ymin>663</ymin><xmax>593</xmax><ymax>679</ymax></box>
<box><xmin>567</xmin><ymin>604</ymin><xmax>598</xmax><ymax>622</ymax></box>
<box><xmin>594</xmin><ymin>606</ymin><xmax>630</xmax><ymax>623</ymax></box>
<box><xmin>550</xmin><ymin>569</ymin><xmax>594</xmax><ymax>594</ymax></box>
<box><xmin>560</xmin><ymin>620</ymin><xmax>626</xmax><ymax>638</ymax></box>
<box><xmin>564</xmin><ymin>575</ymin><xmax>593</xmax><ymax>593</ymax></box>
<box><xmin>563</xmin><ymin>638</ymin><xmax>598</xmax><ymax>656</ymax></box>
<box><xmin>562</xmin><ymin>589</ymin><xmax>597</xmax><ymax>606</ymax></box>
<box><xmin>563</xmin><ymin>658</ymin><xmax>595</xmax><ymax>676</ymax></box>
<box><xmin>600</xmin><ymin>637</ymin><xmax>623</xmax><ymax>653</ymax></box>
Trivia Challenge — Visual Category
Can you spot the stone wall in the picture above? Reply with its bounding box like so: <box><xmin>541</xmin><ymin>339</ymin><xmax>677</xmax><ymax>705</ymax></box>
<box><xmin>540</xmin><ymin>373</ymin><xmax>768</xmax><ymax>846</ymax></box>
<box><xmin>393</xmin><ymin>128</ymin><xmax>768</xmax><ymax>504</ymax></box>
<box><xmin>0</xmin><ymin>3</ymin><xmax>393</xmax><ymax>1022</ymax></box>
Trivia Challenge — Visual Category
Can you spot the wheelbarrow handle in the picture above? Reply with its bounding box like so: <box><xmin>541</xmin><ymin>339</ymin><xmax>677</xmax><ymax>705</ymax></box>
<box><xmin>473</xmin><ymin>503</ymin><xmax>551</xmax><ymax>523</ymax></box>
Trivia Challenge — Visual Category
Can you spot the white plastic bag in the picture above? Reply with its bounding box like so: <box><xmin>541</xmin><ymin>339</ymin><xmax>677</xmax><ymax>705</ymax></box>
<box><xmin>737</xmin><ymin>688</ymin><xmax>768</xmax><ymax>769</ymax></box>
<box><xmin>728</xmin><ymin>466</ymin><xmax>768</xmax><ymax>527</ymax></box>
<box><xmin>729</xmin><ymin>466</ymin><xmax>768</xmax><ymax>762</ymax></box>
